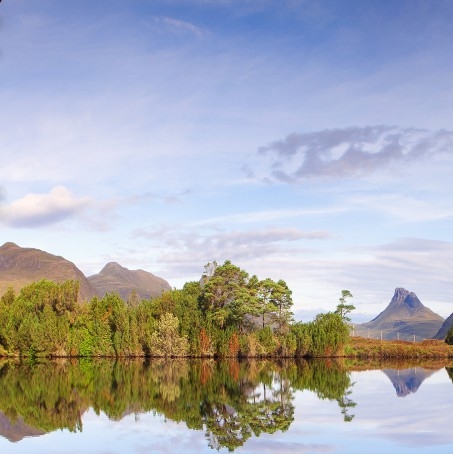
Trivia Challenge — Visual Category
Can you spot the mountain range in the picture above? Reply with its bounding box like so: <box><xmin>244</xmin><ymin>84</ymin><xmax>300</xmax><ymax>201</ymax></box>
<box><xmin>0</xmin><ymin>242</ymin><xmax>171</xmax><ymax>302</ymax></box>
<box><xmin>1</xmin><ymin>242</ymin><xmax>452</xmax><ymax>340</ymax></box>
<box><xmin>354</xmin><ymin>288</ymin><xmax>445</xmax><ymax>341</ymax></box>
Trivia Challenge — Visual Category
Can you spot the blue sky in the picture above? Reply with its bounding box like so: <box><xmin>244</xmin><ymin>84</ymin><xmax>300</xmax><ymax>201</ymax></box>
<box><xmin>1</xmin><ymin>0</ymin><xmax>452</xmax><ymax>321</ymax></box>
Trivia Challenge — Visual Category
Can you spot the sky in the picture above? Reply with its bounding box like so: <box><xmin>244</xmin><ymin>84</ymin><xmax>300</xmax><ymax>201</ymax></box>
<box><xmin>0</xmin><ymin>0</ymin><xmax>452</xmax><ymax>322</ymax></box>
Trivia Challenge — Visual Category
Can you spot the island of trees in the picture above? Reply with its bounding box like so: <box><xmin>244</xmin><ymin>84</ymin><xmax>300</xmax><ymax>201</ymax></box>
<box><xmin>0</xmin><ymin>260</ymin><xmax>352</xmax><ymax>359</ymax></box>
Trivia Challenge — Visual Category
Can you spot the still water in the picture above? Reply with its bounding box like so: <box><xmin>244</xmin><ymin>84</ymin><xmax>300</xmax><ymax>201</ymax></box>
<box><xmin>0</xmin><ymin>358</ymin><xmax>452</xmax><ymax>453</ymax></box>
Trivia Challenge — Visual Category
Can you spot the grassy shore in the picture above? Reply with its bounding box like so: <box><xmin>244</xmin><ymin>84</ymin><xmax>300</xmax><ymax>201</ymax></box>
<box><xmin>345</xmin><ymin>336</ymin><xmax>453</xmax><ymax>360</ymax></box>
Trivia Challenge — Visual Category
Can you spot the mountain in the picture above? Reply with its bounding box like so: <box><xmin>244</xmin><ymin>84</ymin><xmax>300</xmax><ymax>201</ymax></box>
<box><xmin>355</xmin><ymin>288</ymin><xmax>444</xmax><ymax>341</ymax></box>
<box><xmin>0</xmin><ymin>242</ymin><xmax>171</xmax><ymax>303</ymax></box>
<box><xmin>88</xmin><ymin>262</ymin><xmax>171</xmax><ymax>301</ymax></box>
<box><xmin>0</xmin><ymin>242</ymin><xmax>96</xmax><ymax>301</ymax></box>
<box><xmin>433</xmin><ymin>312</ymin><xmax>453</xmax><ymax>340</ymax></box>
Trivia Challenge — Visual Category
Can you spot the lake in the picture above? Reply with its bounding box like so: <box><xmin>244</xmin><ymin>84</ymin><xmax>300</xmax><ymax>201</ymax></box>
<box><xmin>0</xmin><ymin>358</ymin><xmax>452</xmax><ymax>453</ymax></box>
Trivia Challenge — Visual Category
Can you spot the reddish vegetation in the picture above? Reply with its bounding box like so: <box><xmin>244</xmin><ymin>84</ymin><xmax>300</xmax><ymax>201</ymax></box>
<box><xmin>228</xmin><ymin>333</ymin><xmax>240</xmax><ymax>357</ymax></box>
<box><xmin>347</xmin><ymin>336</ymin><xmax>453</xmax><ymax>359</ymax></box>
<box><xmin>199</xmin><ymin>328</ymin><xmax>212</xmax><ymax>356</ymax></box>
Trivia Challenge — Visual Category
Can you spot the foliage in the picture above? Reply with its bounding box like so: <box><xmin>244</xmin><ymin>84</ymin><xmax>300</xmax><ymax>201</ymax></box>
<box><xmin>335</xmin><ymin>290</ymin><xmax>355</xmax><ymax>323</ymax></box>
<box><xmin>348</xmin><ymin>337</ymin><xmax>453</xmax><ymax>359</ymax></box>
<box><xmin>445</xmin><ymin>324</ymin><xmax>453</xmax><ymax>346</ymax></box>
<box><xmin>255</xmin><ymin>278</ymin><xmax>293</xmax><ymax>333</ymax></box>
<box><xmin>307</xmin><ymin>312</ymin><xmax>350</xmax><ymax>357</ymax></box>
<box><xmin>0</xmin><ymin>261</ymin><xmax>350</xmax><ymax>359</ymax></box>
<box><xmin>149</xmin><ymin>312</ymin><xmax>189</xmax><ymax>357</ymax></box>
<box><xmin>200</xmin><ymin>260</ymin><xmax>257</xmax><ymax>331</ymax></box>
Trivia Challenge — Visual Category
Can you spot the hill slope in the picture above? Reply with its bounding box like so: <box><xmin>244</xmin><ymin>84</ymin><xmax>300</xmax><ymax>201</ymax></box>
<box><xmin>0</xmin><ymin>242</ymin><xmax>96</xmax><ymax>301</ymax></box>
<box><xmin>88</xmin><ymin>262</ymin><xmax>171</xmax><ymax>301</ymax></box>
<box><xmin>434</xmin><ymin>312</ymin><xmax>453</xmax><ymax>340</ymax></box>
<box><xmin>355</xmin><ymin>288</ymin><xmax>444</xmax><ymax>341</ymax></box>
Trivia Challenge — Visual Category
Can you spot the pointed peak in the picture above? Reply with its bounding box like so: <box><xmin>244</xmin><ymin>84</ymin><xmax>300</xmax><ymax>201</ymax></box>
<box><xmin>104</xmin><ymin>261</ymin><xmax>123</xmax><ymax>268</ymax></box>
<box><xmin>389</xmin><ymin>287</ymin><xmax>424</xmax><ymax>311</ymax></box>
<box><xmin>101</xmin><ymin>262</ymin><xmax>128</xmax><ymax>273</ymax></box>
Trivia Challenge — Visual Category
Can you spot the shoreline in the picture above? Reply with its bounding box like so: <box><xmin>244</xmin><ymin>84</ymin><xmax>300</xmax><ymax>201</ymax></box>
<box><xmin>1</xmin><ymin>337</ymin><xmax>452</xmax><ymax>360</ymax></box>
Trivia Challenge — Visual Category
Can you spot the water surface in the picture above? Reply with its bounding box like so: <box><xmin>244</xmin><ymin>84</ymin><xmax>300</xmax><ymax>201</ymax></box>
<box><xmin>0</xmin><ymin>358</ymin><xmax>452</xmax><ymax>453</ymax></box>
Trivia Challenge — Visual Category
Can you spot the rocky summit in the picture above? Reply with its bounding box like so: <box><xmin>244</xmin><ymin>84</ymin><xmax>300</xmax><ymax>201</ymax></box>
<box><xmin>355</xmin><ymin>287</ymin><xmax>444</xmax><ymax>341</ymax></box>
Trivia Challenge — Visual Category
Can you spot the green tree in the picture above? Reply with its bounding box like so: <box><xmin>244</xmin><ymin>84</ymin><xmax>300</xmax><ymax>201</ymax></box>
<box><xmin>255</xmin><ymin>278</ymin><xmax>293</xmax><ymax>335</ymax></box>
<box><xmin>87</xmin><ymin>296</ymin><xmax>115</xmax><ymax>356</ymax></box>
<box><xmin>149</xmin><ymin>312</ymin><xmax>189</xmax><ymax>357</ymax></box>
<box><xmin>335</xmin><ymin>290</ymin><xmax>355</xmax><ymax>323</ymax></box>
<box><xmin>255</xmin><ymin>278</ymin><xmax>279</xmax><ymax>329</ymax></box>
<box><xmin>445</xmin><ymin>324</ymin><xmax>453</xmax><ymax>345</ymax></box>
<box><xmin>271</xmin><ymin>279</ymin><xmax>293</xmax><ymax>334</ymax></box>
<box><xmin>200</xmin><ymin>261</ymin><xmax>257</xmax><ymax>331</ymax></box>
<box><xmin>308</xmin><ymin>312</ymin><xmax>350</xmax><ymax>357</ymax></box>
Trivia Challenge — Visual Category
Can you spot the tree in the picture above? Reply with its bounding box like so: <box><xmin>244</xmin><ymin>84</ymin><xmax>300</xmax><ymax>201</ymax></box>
<box><xmin>256</xmin><ymin>278</ymin><xmax>279</xmax><ymax>329</ymax></box>
<box><xmin>200</xmin><ymin>260</ymin><xmax>257</xmax><ymax>331</ymax></box>
<box><xmin>307</xmin><ymin>312</ymin><xmax>350</xmax><ymax>357</ymax></box>
<box><xmin>149</xmin><ymin>312</ymin><xmax>189</xmax><ymax>357</ymax></box>
<box><xmin>272</xmin><ymin>280</ymin><xmax>293</xmax><ymax>334</ymax></box>
<box><xmin>255</xmin><ymin>278</ymin><xmax>293</xmax><ymax>334</ymax></box>
<box><xmin>445</xmin><ymin>324</ymin><xmax>453</xmax><ymax>345</ymax></box>
<box><xmin>335</xmin><ymin>290</ymin><xmax>355</xmax><ymax>323</ymax></box>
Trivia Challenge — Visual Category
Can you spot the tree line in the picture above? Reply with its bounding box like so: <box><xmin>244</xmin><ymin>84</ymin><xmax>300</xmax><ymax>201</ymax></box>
<box><xmin>0</xmin><ymin>260</ymin><xmax>351</xmax><ymax>358</ymax></box>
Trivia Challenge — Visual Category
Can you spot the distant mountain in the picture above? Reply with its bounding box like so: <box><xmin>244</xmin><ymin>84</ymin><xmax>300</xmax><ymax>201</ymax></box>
<box><xmin>88</xmin><ymin>262</ymin><xmax>171</xmax><ymax>301</ymax></box>
<box><xmin>382</xmin><ymin>367</ymin><xmax>436</xmax><ymax>397</ymax></box>
<box><xmin>0</xmin><ymin>242</ymin><xmax>171</xmax><ymax>303</ymax></box>
<box><xmin>433</xmin><ymin>312</ymin><xmax>453</xmax><ymax>340</ymax></box>
<box><xmin>355</xmin><ymin>288</ymin><xmax>444</xmax><ymax>341</ymax></box>
<box><xmin>0</xmin><ymin>242</ymin><xmax>96</xmax><ymax>301</ymax></box>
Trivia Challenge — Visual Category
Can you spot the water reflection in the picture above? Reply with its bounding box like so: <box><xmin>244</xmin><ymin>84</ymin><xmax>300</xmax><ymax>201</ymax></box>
<box><xmin>0</xmin><ymin>358</ymin><xmax>356</xmax><ymax>450</ymax></box>
<box><xmin>383</xmin><ymin>367</ymin><xmax>436</xmax><ymax>397</ymax></box>
<box><xmin>2</xmin><ymin>358</ymin><xmax>452</xmax><ymax>451</ymax></box>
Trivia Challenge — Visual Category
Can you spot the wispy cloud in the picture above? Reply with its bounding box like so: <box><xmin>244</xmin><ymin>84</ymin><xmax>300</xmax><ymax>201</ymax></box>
<box><xmin>256</xmin><ymin>126</ymin><xmax>453</xmax><ymax>182</ymax></box>
<box><xmin>190</xmin><ymin>207</ymin><xmax>348</xmax><ymax>226</ymax></box>
<box><xmin>153</xmin><ymin>16</ymin><xmax>208</xmax><ymax>37</ymax></box>
<box><xmin>345</xmin><ymin>193</ymin><xmax>453</xmax><ymax>223</ymax></box>
<box><xmin>134</xmin><ymin>225</ymin><xmax>330</xmax><ymax>277</ymax></box>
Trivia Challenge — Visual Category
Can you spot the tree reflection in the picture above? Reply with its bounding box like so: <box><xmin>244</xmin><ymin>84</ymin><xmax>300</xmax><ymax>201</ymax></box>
<box><xmin>201</xmin><ymin>360</ymin><xmax>295</xmax><ymax>451</ymax></box>
<box><xmin>0</xmin><ymin>358</ymin><xmax>356</xmax><ymax>450</ymax></box>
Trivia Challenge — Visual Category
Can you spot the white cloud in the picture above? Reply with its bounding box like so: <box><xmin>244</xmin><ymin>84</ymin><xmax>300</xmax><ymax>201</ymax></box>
<box><xmin>0</xmin><ymin>186</ymin><xmax>91</xmax><ymax>228</ymax></box>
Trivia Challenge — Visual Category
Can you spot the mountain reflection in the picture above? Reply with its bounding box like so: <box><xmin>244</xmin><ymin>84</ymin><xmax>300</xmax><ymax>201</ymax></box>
<box><xmin>383</xmin><ymin>367</ymin><xmax>436</xmax><ymax>397</ymax></box>
<box><xmin>0</xmin><ymin>358</ymin><xmax>355</xmax><ymax>451</ymax></box>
